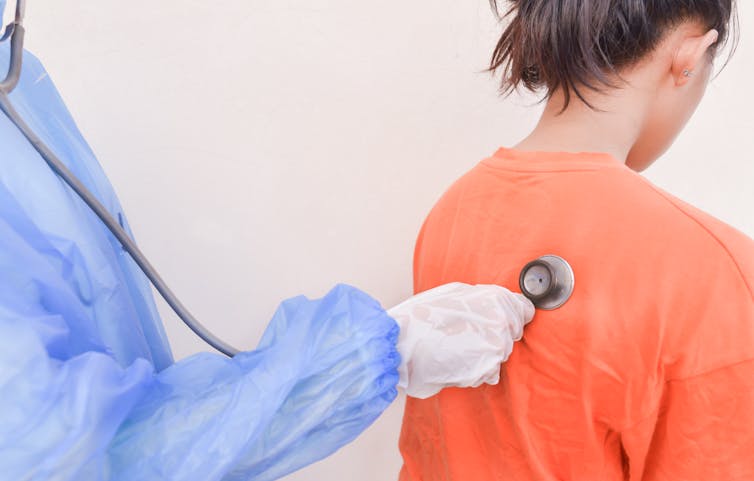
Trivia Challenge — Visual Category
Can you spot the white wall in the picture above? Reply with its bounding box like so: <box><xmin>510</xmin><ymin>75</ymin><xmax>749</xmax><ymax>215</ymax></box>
<box><xmin>23</xmin><ymin>1</ymin><xmax>753</xmax><ymax>479</ymax></box>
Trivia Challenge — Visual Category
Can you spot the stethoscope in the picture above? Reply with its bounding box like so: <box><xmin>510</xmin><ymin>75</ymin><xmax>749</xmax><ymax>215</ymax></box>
<box><xmin>0</xmin><ymin>0</ymin><xmax>574</xmax><ymax>358</ymax></box>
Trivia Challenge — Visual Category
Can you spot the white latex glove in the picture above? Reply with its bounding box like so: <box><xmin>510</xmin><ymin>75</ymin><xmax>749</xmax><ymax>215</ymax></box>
<box><xmin>387</xmin><ymin>282</ymin><xmax>535</xmax><ymax>399</ymax></box>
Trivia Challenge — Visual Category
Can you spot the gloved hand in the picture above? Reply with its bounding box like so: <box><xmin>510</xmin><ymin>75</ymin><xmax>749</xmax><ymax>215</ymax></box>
<box><xmin>388</xmin><ymin>282</ymin><xmax>535</xmax><ymax>399</ymax></box>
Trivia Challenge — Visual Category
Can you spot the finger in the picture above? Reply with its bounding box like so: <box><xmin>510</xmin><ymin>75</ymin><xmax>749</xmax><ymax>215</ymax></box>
<box><xmin>513</xmin><ymin>293</ymin><xmax>536</xmax><ymax>325</ymax></box>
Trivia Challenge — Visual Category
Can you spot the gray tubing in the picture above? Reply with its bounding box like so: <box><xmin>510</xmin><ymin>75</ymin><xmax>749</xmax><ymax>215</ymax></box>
<box><xmin>0</xmin><ymin>25</ymin><xmax>23</xmax><ymax>91</ymax></box>
<box><xmin>0</xmin><ymin>20</ymin><xmax>239</xmax><ymax>357</ymax></box>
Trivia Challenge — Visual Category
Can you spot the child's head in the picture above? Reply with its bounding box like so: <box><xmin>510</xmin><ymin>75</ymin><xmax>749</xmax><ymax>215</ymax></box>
<box><xmin>487</xmin><ymin>0</ymin><xmax>738</xmax><ymax>171</ymax></box>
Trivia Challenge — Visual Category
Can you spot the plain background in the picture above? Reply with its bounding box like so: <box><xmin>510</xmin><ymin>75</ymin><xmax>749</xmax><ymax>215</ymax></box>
<box><xmin>23</xmin><ymin>1</ymin><xmax>753</xmax><ymax>479</ymax></box>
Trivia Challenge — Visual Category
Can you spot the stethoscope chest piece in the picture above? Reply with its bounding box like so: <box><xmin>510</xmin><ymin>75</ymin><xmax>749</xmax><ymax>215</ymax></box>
<box><xmin>519</xmin><ymin>255</ymin><xmax>574</xmax><ymax>310</ymax></box>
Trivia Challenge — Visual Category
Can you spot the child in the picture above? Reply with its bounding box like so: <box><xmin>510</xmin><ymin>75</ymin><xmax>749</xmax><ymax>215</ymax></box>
<box><xmin>399</xmin><ymin>1</ymin><xmax>751</xmax><ymax>480</ymax></box>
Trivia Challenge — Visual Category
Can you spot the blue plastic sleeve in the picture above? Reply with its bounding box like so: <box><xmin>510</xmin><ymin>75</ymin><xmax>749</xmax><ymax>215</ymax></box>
<box><xmin>0</xmin><ymin>42</ymin><xmax>399</xmax><ymax>480</ymax></box>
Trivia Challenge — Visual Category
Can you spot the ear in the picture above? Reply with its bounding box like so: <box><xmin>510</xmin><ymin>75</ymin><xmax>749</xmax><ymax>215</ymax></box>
<box><xmin>672</xmin><ymin>29</ymin><xmax>719</xmax><ymax>86</ymax></box>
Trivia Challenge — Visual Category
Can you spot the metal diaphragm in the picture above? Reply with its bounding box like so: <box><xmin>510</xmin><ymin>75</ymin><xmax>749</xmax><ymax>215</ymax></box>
<box><xmin>519</xmin><ymin>255</ymin><xmax>574</xmax><ymax>310</ymax></box>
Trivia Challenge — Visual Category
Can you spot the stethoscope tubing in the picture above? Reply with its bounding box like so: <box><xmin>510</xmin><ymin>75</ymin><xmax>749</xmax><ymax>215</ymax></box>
<box><xmin>0</xmin><ymin>0</ymin><xmax>239</xmax><ymax>357</ymax></box>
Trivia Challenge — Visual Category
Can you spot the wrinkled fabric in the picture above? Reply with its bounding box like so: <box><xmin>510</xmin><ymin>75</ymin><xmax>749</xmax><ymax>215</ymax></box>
<box><xmin>389</xmin><ymin>282</ymin><xmax>534</xmax><ymax>399</ymax></box>
<box><xmin>0</xmin><ymin>44</ymin><xmax>172</xmax><ymax>371</ymax></box>
<box><xmin>0</xmin><ymin>44</ymin><xmax>399</xmax><ymax>481</ymax></box>
<box><xmin>400</xmin><ymin>147</ymin><xmax>754</xmax><ymax>481</ymax></box>
<box><xmin>109</xmin><ymin>285</ymin><xmax>399</xmax><ymax>481</ymax></box>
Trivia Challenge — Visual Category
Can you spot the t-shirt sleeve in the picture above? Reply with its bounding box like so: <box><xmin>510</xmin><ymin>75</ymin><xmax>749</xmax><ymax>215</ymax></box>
<box><xmin>621</xmin><ymin>358</ymin><xmax>754</xmax><ymax>480</ymax></box>
<box><xmin>412</xmin><ymin>217</ymin><xmax>430</xmax><ymax>294</ymax></box>
<box><xmin>617</xmin><ymin>198</ymin><xmax>754</xmax><ymax>479</ymax></box>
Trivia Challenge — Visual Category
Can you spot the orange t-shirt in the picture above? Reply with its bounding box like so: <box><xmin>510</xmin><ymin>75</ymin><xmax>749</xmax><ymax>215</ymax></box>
<box><xmin>399</xmin><ymin>147</ymin><xmax>754</xmax><ymax>481</ymax></box>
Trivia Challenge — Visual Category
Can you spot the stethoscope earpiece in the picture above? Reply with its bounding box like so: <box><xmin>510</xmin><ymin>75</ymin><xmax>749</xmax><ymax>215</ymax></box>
<box><xmin>519</xmin><ymin>255</ymin><xmax>574</xmax><ymax>310</ymax></box>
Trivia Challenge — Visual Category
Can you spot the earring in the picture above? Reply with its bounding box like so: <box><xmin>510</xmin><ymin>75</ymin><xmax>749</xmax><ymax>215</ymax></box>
<box><xmin>682</xmin><ymin>69</ymin><xmax>694</xmax><ymax>78</ymax></box>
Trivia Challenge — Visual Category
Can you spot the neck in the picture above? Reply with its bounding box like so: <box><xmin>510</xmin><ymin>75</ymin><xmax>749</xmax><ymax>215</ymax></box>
<box><xmin>514</xmin><ymin>85</ymin><xmax>652</xmax><ymax>163</ymax></box>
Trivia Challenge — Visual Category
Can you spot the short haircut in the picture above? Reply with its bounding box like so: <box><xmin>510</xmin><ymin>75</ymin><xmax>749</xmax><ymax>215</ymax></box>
<box><xmin>487</xmin><ymin>0</ymin><xmax>739</xmax><ymax>108</ymax></box>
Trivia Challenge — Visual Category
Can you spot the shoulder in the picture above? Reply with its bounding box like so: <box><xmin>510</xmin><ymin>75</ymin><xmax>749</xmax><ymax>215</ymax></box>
<box><xmin>630</xmin><ymin>175</ymin><xmax>754</xmax><ymax>301</ymax></box>
<box><xmin>619</xmin><ymin>175</ymin><xmax>754</xmax><ymax>378</ymax></box>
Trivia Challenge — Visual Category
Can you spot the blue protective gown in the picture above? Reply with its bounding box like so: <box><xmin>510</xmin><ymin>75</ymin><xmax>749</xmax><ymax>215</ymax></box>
<box><xmin>0</xmin><ymin>43</ymin><xmax>399</xmax><ymax>481</ymax></box>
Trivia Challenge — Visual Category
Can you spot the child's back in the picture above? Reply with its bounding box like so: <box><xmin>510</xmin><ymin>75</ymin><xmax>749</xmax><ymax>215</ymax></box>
<box><xmin>398</xmin><ymin>1</ymin><xmax>749</xmax><ymax>478</ymax></box>
<box><xmin>399</xmin><ymin>147</ymin><xmax>754</xmax><ymax>480</ymax></box>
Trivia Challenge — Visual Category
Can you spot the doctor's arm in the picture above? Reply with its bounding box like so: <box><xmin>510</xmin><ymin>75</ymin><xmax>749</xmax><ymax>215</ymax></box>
<box><xmin>0</xmin><ymin>202</ymin><xmax>399</xmax><ymax>481</ymax></box>
<box><xmin>107</xmin><ymin>284</ymin><xmax>400</xmax><ymax>481</ymax></box>
<box><xmin>109</xmin><ymin>282</ymin><xmax>535</xmax><ymax>480</ymax></box>
<box><xmin>0</xmin><ymin>199</ymin><xmax>531</xmax><ymax>481</ymax></box>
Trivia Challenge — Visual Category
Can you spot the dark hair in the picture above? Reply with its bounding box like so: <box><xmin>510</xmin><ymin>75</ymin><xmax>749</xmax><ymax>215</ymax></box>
<box><xmin>487</xmin><ymin>0</ymin><xmax>739</xmax><ymax>108</ymax></box>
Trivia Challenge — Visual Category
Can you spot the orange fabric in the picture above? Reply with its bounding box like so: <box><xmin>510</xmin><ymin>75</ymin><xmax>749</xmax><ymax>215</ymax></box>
<box><xmin>398</xmin><ymin>147</ymin><xmax>754</xmax><ymax>481</ymax></box>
